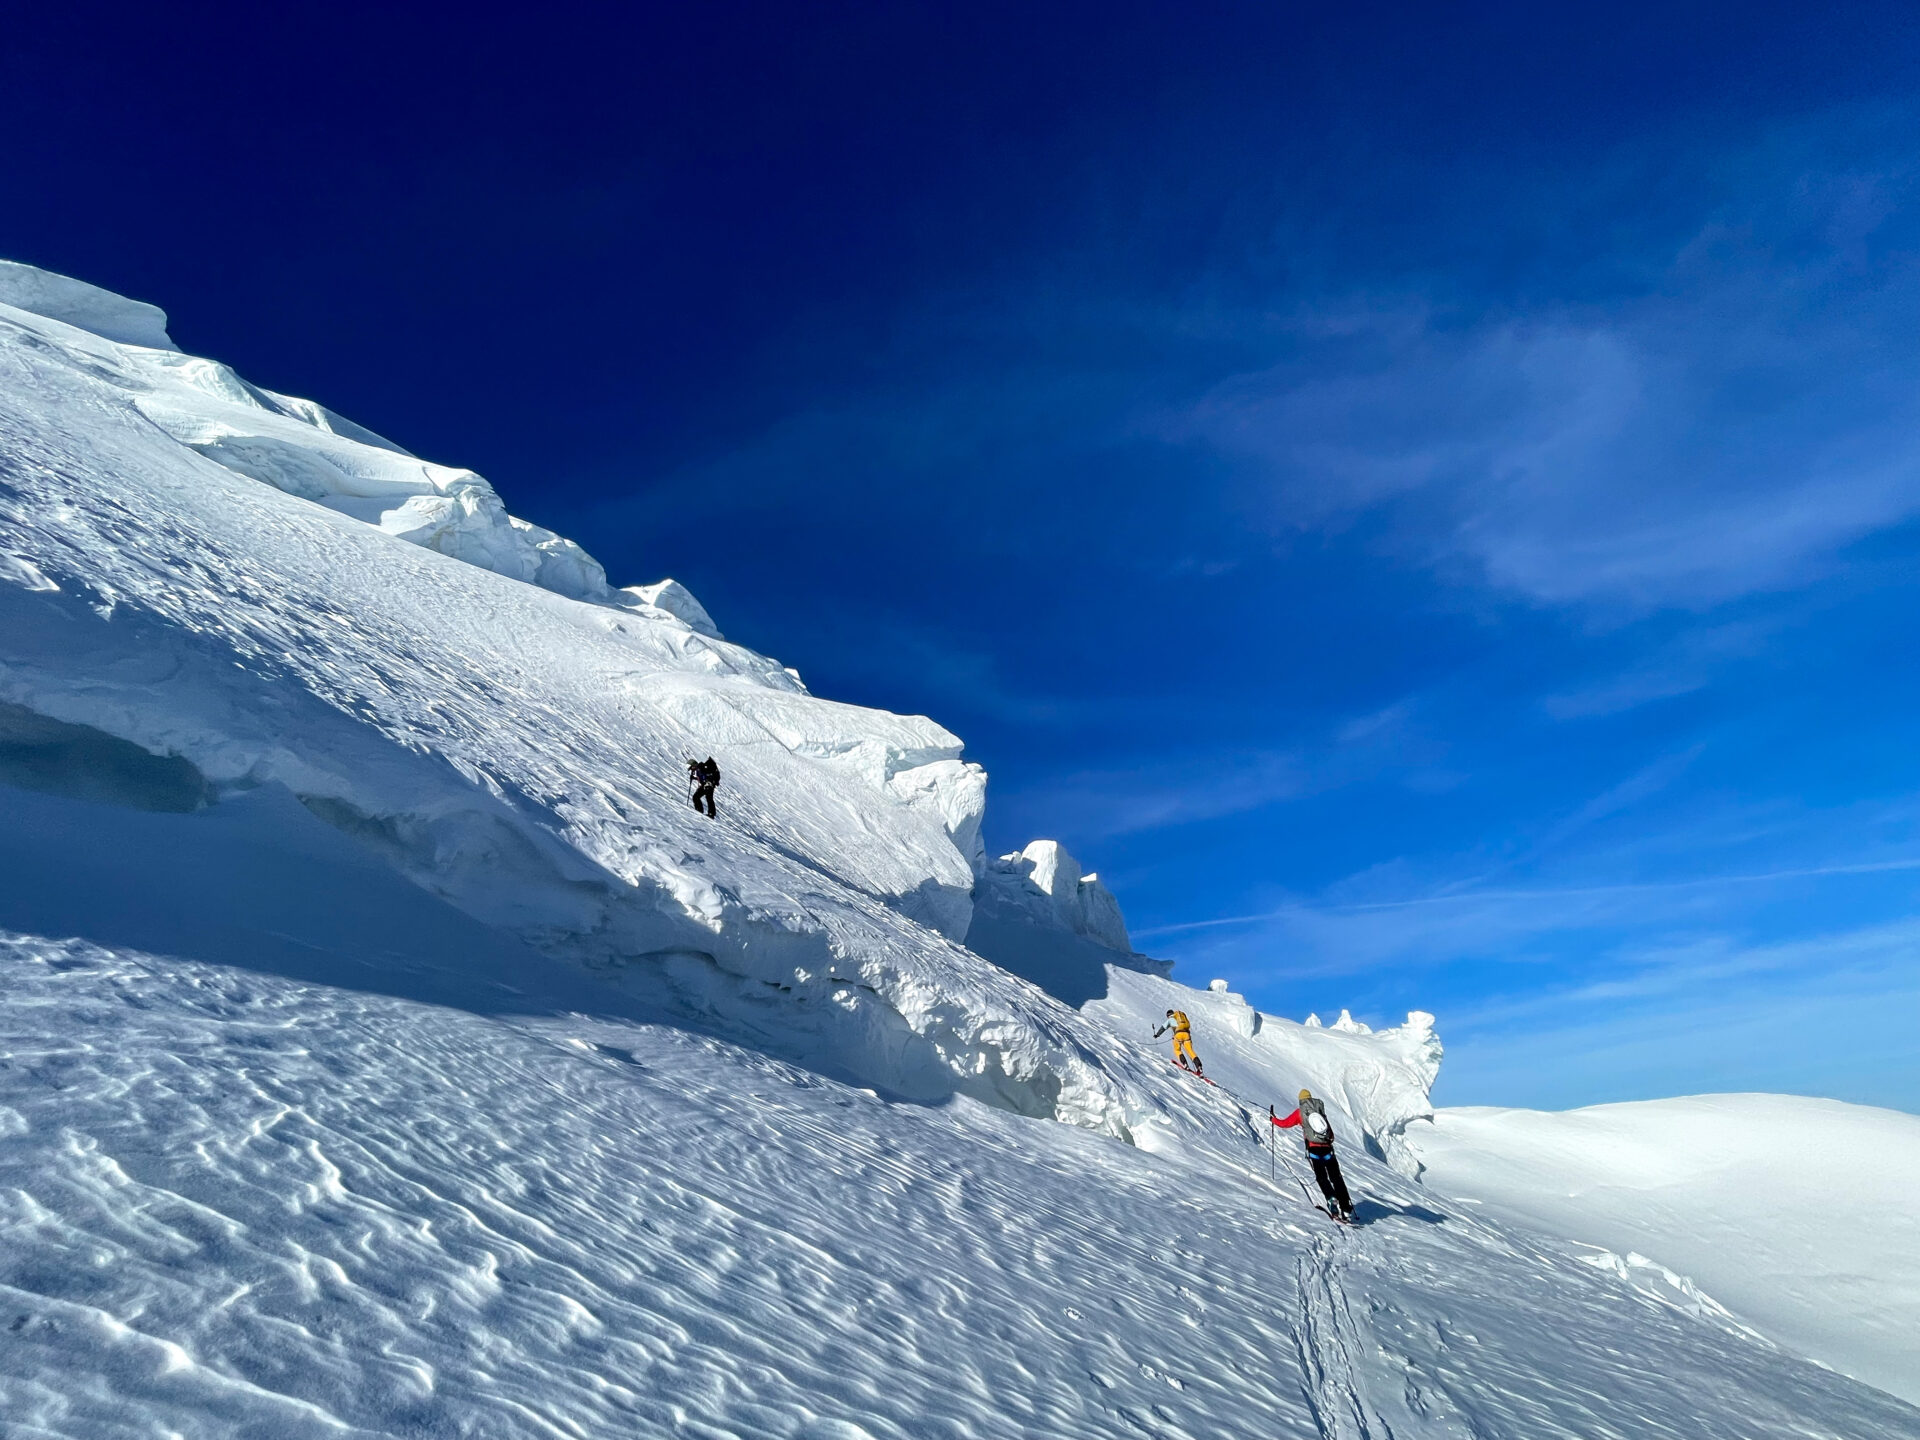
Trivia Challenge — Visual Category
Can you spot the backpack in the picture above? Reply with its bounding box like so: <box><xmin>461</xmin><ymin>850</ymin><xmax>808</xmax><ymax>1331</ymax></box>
<box><xmin>1299</xmin><ymin>1096</ymin><xmax>1335</xmax><ymax>1149</ymax></box>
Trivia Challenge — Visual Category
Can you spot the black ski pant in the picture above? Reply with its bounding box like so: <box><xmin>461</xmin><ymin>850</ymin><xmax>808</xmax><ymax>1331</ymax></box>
<box><xmin>1308</xmin><ymin>1150</ymin><xmax>1352</xmax><ymax>1214</ymax></box>
<box><xmin>692</xmin><ymin>783</ymin><xmax>717</xmax><ymax>817</ymax></box>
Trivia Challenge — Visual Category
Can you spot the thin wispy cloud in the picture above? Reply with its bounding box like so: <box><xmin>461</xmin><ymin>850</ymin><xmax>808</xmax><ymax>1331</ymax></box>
<box><xmin>1172</xmin><ymin>297</ymin><xmax>1920</xmax><ymax>611</ymax></box>
<box><xmin>1525</xmin><ymin>747</ymin><xmax>1706</xmax><ymax>860</ymax></box>
<box><xmin>1005</xmin><ymin>749</ymin><xmax>1307</xmax><ymax>842</ymax></box>
<box><xmin>1136</xmin><ymin>856</ymin><xmax>1920</xmax><ymax>941</ymax></box>
<box><xmin>1542</xmin><ymin>620</ymin><xmax>1778</xmax><ymax>719</ymax></box>
<box><xmin>1158</xmin><ymin>121</ymin><xmax>1920</xmax><ymax>614</ymax></box>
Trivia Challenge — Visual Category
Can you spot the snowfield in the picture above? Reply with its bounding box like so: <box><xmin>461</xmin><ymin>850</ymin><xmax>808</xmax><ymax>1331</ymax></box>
<box><xmin>1407</xmin><ymin>1096</ymin><xmax>1920</xmax><ymax>1406</ymax></box>
<box><xmin>2</xmin><ymin>260</ymin><xmax>1917</xmax><ymax>1436</ymax></box>
<box><xmin>5</xmin><ymin>930</ymin><xmax>1918</xmax><ymax>1440</ymax></box>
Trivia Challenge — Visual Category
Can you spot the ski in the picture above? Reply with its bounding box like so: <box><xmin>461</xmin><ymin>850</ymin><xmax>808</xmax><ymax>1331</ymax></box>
<box><xmin>1168</xmin><ymin>1061</ymin><xmax>1218</xmax><ymax>1087</ymax></box>
<box><xmin>1288</xmin><ymin>1174</ymin><xmax>1350</xmax><ymax>1225</ymax></box>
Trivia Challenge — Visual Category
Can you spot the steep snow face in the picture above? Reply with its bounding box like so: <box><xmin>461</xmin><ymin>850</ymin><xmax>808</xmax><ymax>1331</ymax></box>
<box><xmin>0</xmin><ymin>264</ymin><xmax>1103</xmax><ymax>1127</ymax></box>
<box><xmin>1091</xmin><ymin>968</ymin><xmax>1445</xmax><ymax>1177</ymax></box>
<box><xmin>1407</xmin><ymin>1096</ymin><xmax>1920</xmax><ymax>1406</ymax></box>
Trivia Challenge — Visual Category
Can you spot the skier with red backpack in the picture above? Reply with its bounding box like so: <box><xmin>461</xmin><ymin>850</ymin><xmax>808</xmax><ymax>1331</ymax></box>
<box><xmin>1272</xmin><ymin>1088</ymin><xmax>1355</xmax><ymax>1221</ymax></box>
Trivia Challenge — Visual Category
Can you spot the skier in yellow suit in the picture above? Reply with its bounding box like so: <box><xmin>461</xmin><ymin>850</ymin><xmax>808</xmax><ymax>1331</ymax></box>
<box><xmin>1154</xmin><ymin>1009</ymin><xmax>1204</xmax><ymax>1076</ymax></box>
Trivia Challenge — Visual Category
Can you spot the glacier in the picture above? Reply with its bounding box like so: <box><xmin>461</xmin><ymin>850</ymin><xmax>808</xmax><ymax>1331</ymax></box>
<box><xmin>2</xmin><ymin>260</ymin><xmax>1916</xmax><ymax>1438</ymax></box>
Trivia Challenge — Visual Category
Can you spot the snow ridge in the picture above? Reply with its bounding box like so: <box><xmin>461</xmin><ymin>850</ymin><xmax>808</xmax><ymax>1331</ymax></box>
<box><xmin>0</xmin><ymin>260</ymin><xmax>1157</xmax><ymax>1142</ymax></box>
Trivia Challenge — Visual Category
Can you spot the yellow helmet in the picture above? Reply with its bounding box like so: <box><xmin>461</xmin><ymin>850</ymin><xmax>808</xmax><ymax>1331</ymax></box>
<box><xmin>1298</xmin><ymin>1089</ymin><xmax>1312</xmax><ymax>1101</ymax></box>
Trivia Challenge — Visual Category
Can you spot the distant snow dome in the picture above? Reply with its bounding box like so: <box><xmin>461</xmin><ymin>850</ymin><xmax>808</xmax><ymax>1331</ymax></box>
<box><xmin>1209</xmin><ymin>978</ymin><xmax>1229</xmax><ymax>991</ymax></box>
<box><xmin>0</xmin><ymin>259</ymin><xmax>177</xmax><ymax>351</ymax></box>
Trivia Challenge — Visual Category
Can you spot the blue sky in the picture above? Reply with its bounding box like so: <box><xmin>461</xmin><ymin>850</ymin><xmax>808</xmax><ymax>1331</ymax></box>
<box><xmin>5</xmin><ymin>3</ymin><xmax>1919</xmax><ymax>1110</ymax></box>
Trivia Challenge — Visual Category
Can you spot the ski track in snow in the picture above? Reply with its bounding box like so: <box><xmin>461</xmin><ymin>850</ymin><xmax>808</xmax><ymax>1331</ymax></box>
<box><xmin>1291</xmin><ymin>1236</ymin><xmax>1389</xmax><ymax>1440</ymax></box>
<box><xmin>2</xmin><ymin>934</ymin><xmax>1916</xmax><ymax>1439</ymax></box>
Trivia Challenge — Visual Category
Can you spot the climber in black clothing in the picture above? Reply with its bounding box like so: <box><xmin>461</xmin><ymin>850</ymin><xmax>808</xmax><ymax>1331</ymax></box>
<box><xmin>689</xmin><ymin>756</ymin><xmax>720</xmax><ymax>817</ymax></box>
<box><xmin>687</xmin><ymin>756</ymin><xmax>720</xmax><ymax>817</ymax></box>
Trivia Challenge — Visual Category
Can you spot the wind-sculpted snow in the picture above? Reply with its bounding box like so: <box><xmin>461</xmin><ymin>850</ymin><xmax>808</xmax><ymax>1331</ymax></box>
<box><xmin>5</xmin><ymin>263</ymin><xmax>1915</xmax><ymax>1437</ymax></box>
<box><xmin>977</xmin><ymin>840</ymin><xmax>1134</xmax><ymax>953</ymax></box>
<box><xmin>1092</xmin><ymin>968</ymin><xmax>1445</xmax><ymax>1176</ymax></box>
<box><xmin>1</xmin><ymin>932</ymin><xmax>1914</xmax><ymax>1439</ymax></box>
<box><xmin>0</xmin><ymin>267</ymin><xmax>1115</xmax><ymax>1130</ymax></box>
<box><xmin>0</xmin><ymin>260</ymin><xmax>178</xmax><ymax>351</ymax></box>
<box><xmin>963</xmin><ymin>840</ymin><xmax>1167</xmax><ymax>1009</ymax></box>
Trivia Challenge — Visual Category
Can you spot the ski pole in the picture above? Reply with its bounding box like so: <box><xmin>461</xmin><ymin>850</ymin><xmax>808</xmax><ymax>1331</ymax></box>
<box><xmin>1270</xmin><ymin>1108</ymin><xmax>1325</xmax><ymax>1216</ymax></box>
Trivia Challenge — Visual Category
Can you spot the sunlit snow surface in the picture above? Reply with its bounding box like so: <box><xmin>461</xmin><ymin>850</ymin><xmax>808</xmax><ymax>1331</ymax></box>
<box><xmin>3</xmin><ymin>933</ymin><xmax>1917</xmax><ymax>1439</ymax></box>
<box><xmin>0</xmin><ymin>279</ymin><xmax>1138</xmax><ymax>1134</ymax></box>
<box><xmin>1408</xmin><ymin>1097</ymin><xmax>1920</xmax><ymax>1406</ymax></box>
<box><xmin>3</xmin><ymin>265</ymin><xmax>1918</xmax><ymax>1435</ymax></box>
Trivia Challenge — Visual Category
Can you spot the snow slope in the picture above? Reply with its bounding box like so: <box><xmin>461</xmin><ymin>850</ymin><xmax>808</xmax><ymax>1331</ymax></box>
<box><xmin>2</xmin><ymin>260</ymin><xmax>1916</xmax><ymax>1436</ymax></box>
<box><xmin>3</xmin><ymin>930</ymin><xmax>1917</xmax><ymax>1440</ymax></box>
<box><xmin>1089</xmin><ymin>970</ymin><xmax>1445</xmax><ymax>1178</ymax></box>
<box><xmin>0</xmin><ymin>263</ymin><xmax>1147</xmax><ymax>1133</ymax></box>
<box><xmin>1407</xmin><ymin>1097</ymin><xmax>1920</xmax><ymax>1405</ymax></box>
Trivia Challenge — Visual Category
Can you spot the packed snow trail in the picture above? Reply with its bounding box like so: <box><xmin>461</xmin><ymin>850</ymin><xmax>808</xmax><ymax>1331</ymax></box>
<box><xmin>3</xmin><ymin>931</ymin><xmax>1917</xmax><ymax>1439</ymax></box>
